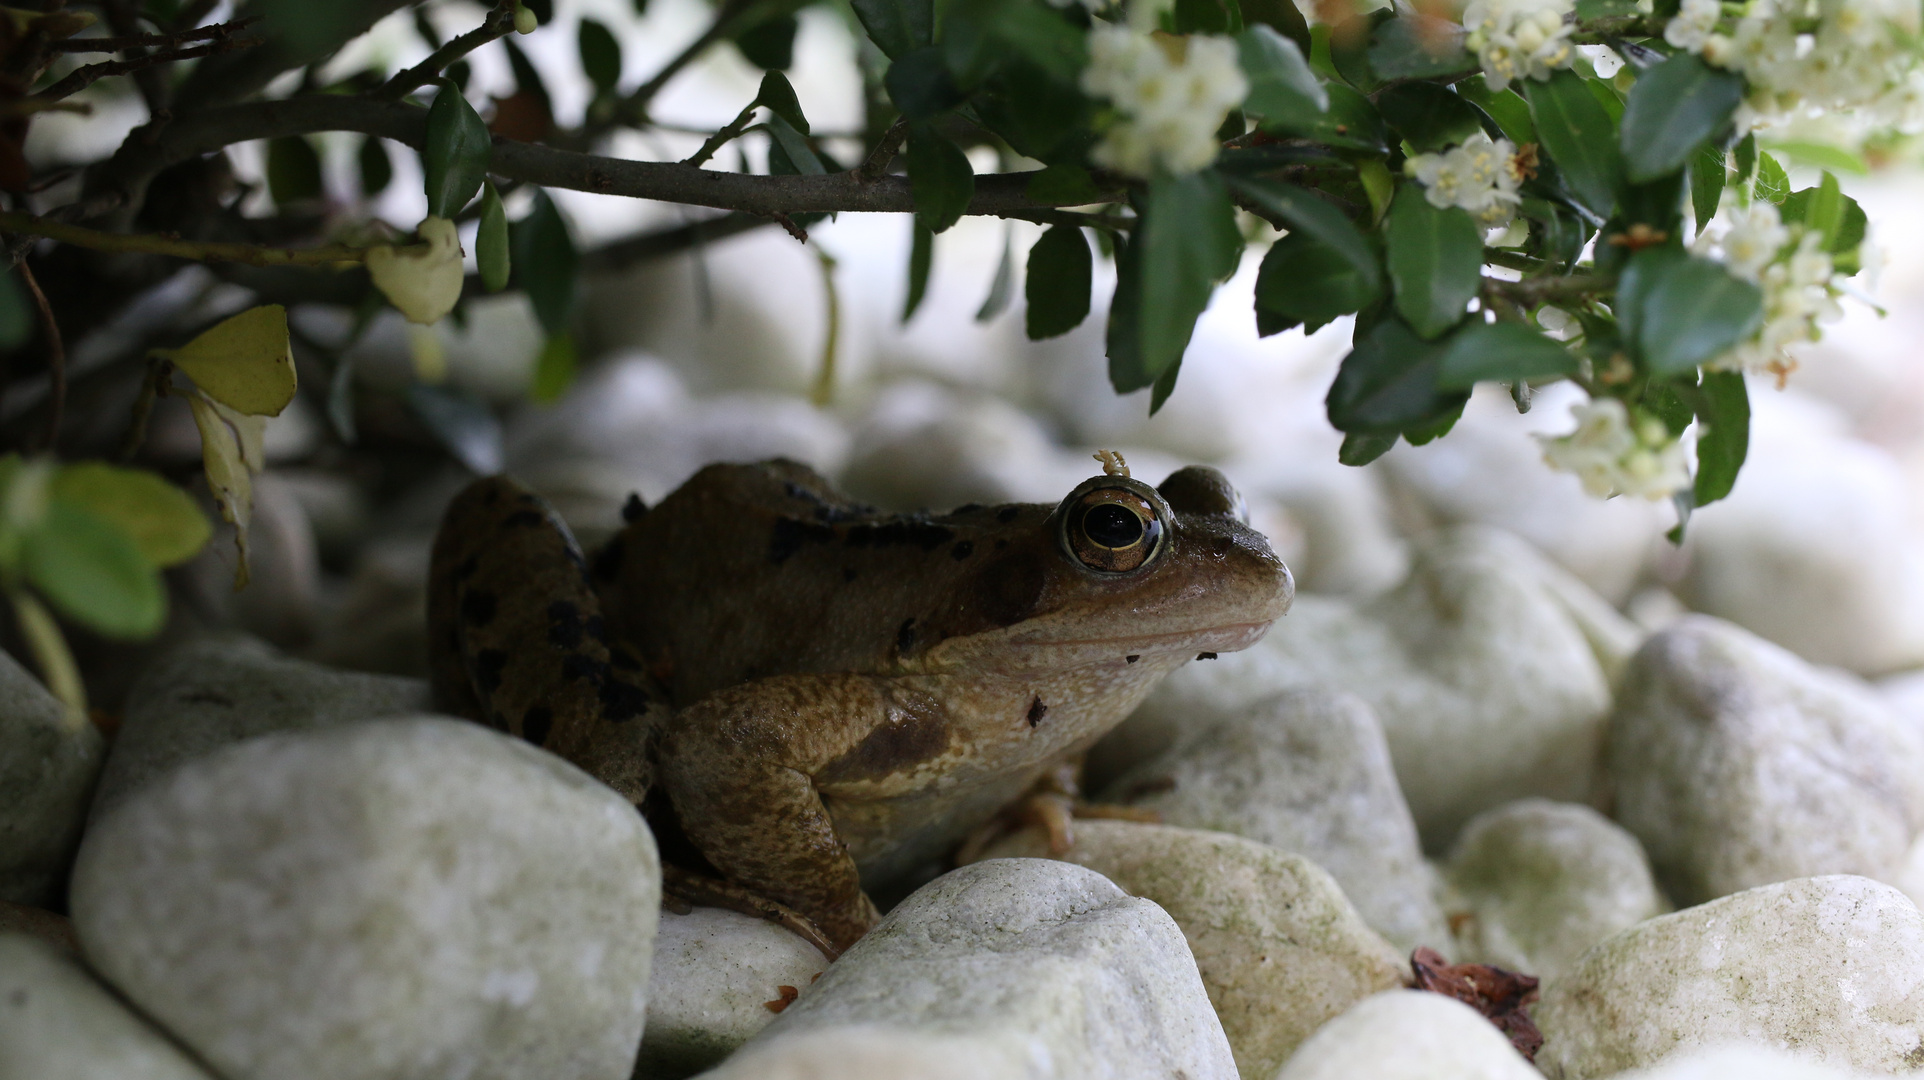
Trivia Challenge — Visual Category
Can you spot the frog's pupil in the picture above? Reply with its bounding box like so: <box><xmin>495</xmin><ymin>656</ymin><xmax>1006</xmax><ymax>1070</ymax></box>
<box><xmin>1084</xmin><ymin>503</ymin><xmax>1143</xmax><ymax>548</ymax></box>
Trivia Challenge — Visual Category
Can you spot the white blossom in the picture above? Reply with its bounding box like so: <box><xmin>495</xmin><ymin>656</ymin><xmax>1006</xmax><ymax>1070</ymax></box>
<box><xmin>1082</xmin><ymin>26</ymin><xmax>1247</xmax><ymax>177</ymax></box>
<box><xmin>367</xmin><ymin>216</ymin><xmax>465</xmax><ymax>325</ymax></box>
<box><xmin>1461</xmin><ymin>0</ymin><xmax>1577</xmax><ymax>91</ymax></box>
<box><xmin>1668</xmin><ymin>0</ymin><xmax>1924</xmax><ymax>131</ymax></box>
<box><xmin>1692</xmin><ymin>202</ymin><xmax>1851</xmax><ymax>377</ymax></box>
<box><xmin>1405</xmin><ymin>131</ymin><xmax>1526</xmax><ymax>226</ymax></box>
<box><xmin>1664</xmin><ymin>0</ymin><xmax>1722</xmax><ymax>50</ymax></box>
<box><xmin>1539</xmin><ymin>397</ymin><xmax>1691</xmax><ymax>500</ymax></box>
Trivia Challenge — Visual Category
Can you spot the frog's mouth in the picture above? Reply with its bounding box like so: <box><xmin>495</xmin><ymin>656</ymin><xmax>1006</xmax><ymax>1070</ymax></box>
<box><xmin>994</xmin><ymin>618</ymin><xmax>1279</xmax><ymax>667</ymax></box>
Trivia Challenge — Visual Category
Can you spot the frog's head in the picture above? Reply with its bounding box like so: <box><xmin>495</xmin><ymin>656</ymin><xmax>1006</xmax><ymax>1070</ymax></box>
<box><xmin>920</xmin><ymin>465</ymin><xmax>1292</xmax><ymax>675</ymax></box>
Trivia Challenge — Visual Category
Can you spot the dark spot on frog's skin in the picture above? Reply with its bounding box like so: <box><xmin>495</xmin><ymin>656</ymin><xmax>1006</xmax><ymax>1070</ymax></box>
<box><xmin>769</xmin><ymin>517</ymin><xmax>834</xmax><ymax>565</ymax></box>
<box><xmin>562</xmin><ymin>653</ymin><xmax>605</xmax><ymax>683</ymax></box>
<box><xmin>1027</xmin><ymin>696</ymin><xmax>1048</xmax><ymax>727</ymax></box>
<box><xmin>842</xmin><ymin>520</ymin><xmax>954</xmax><ymax>552</ymax></box>
<box><xmin>996</xmin><ymin>506</ymin><xmax>1021</xmax><ymax>523</ymax></box>
<box><xmin>995</xmin><ymin>539</ymin><xmax>1008</xmax><ymax>550</ymax></box>
<box><xmin>460</xmin><ymin>590</ymin><xmax>497</xmax><ymax>627</ymax></box>
<box><xmin>598</xmin><ymin>675</ymin><xmax>651</xmax><ymax>723</ymax></box>
<box><xmin>453</xmin><ymin>554</ymin><xmax>479</xmax><ymax>582</ymax></box>
<box><xmin>818</xmin><ymin>695</ymin><xmax>950</xmax><ymax>783</ymax></box>
<box><xmin>521</xmin><ymin>706</ymin><xmax>553</xmax><ymax>746</ymax></box>
<box><xmin>503</xmin><ymin>510</ymin><xmax>545</xmax><ymax>529</ymax></box>
<box><xmin>473</xmin><ymin>649</ymin><xmax>509</xmax><ymax>695</ymax></box>
<box><xmin>1126</xmin><ymin>654</ymin><xmax>1140</xmax><ymax>664</ymax></box>
<box><xmin>950</xmin><ymin>540</ymin><xmax>974</xmax><ymax>561</ymax></box>
<box><xmin>549</xmin><ymin>600</ymin><xmax>583</xmax><ymax>648</ymax></box>
<box><xmin>842</xmin><ymin>567</ymin><xmax>857</xmax><ymax>582</ymax></box>
<box><xmin>1197</xmin><ymin>652</ymin><xmax>1218</xmax><ymax>661</ymax></box>
<box><xmin>896</xmin><ymin>618</ymin><xmax>916</xmax><ymax>653</ymax></box>
<box><xmin>621</xmin><ymin>492</ymin><xmax>648</xmax><ymax>522</ymax></box>
<box><xmin>592</xmin><ymin>540</ymin><xmax>624</xmax><ymax>581</ymax></box>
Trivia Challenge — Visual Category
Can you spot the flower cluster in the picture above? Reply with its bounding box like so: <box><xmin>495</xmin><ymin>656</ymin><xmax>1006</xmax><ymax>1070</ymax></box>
<box><xmin>1692</xmin><ymin>201</ymin><xmax>1848</xmax><ymax>379</ymax></box>
<box><xmin>1539</xmin><ymin>397</ymin><xmax>1692</xmax><ymax>500</ymax></box>
<box><xmin>1669</xmin><ymin>0</ymin><xmax>1924</xmax><ymax>130</ymax></box>
<box><xmin>1405</xmin><ymin>132</ymin><xmax>1527</xmax><ymax>226</ymax></box>
<box><xmin>1461</xmin><ymin>0</ymin><xmax>1578</xmax><ymax>92</ymax></box>
<box><xmin>1081</xmin><ymin>26</ymin><xmax>1247</xmax><ymax>178</ymax></box>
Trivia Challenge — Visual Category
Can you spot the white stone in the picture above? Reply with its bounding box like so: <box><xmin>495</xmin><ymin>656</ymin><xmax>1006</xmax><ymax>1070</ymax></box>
<box><xmin>709</xmin><ymin>859</ymin><xmax>1236</xmax><ymax>1080</ymax></box>
<box><xmin>1606</xmin><ymin>1044</ymin><xmax>1891</xmax><ymax>1080</ymax></box>
<box><xmin>1099</xmin><ymin>689</ymin><xmax>1448</xmax><ymax>951</ymax></box>
<box><xmin>1115</xmin><ymin>525</ymin><xmax>1632</xmax><ymax>847</ymax></box>
<box><xmin>0</xmin><ymin>933</ymin><xmax>215</xmax><ymax>1080</ymax></box>
<box><xmin>1272</xmin><ymin>990</ymin><xmax>1542</xmax><ymax>1080</ymax></box>
<box><xmin>1443</xmin><ymin>799</ymin><xmax>1668</xmax><ymax>980</ymax></box>
<box><xmin>1534</xmin><ymin>876</ymin><xmax>1924</xmax><ymax>1078</ymax></box>
<box><xmin>1607</xmin><ymin>616</ymin><xmax>1924</xmax><ymax>906</ymax></box>
<box><xmin>0</xmin><ymin>647</ymin><xmax>102</xmax><ymax>907</ymax></box>
<box><xmin>70</xmin><ymin>717</ymin><xmax>660</xmax><ymax>1080</ymax></box>
<box><xmin>979</xmin><ymin>821</ymin><xmax>1406</xmax><ymax>1078</ymax></box>
<box><xmin>91</xmin><ymin>635</ymin><xmax>431</xmax><ymax>821</ymax></box>
<box><xmin>638</xmin><ymin>908</ymin><xmax>828</xmax><ymax>1078</ymax></box>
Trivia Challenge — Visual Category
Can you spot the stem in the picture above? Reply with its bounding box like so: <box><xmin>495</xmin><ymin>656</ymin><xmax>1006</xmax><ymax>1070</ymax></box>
<box><xmin>855</xmin><ymin>118</ymin><xmax>911</xmax><ymax>182</ymax></box>
<box><xmin>50</xmin><ymin>18</ymin><xmax>256</xmax><ymax>52</ymax></box>
<box><xmin>16</xmin><ymin>263</ymin><xmax>63</xmax><ymax>454</ymax></box>
<box><xmin>34</xmin><ymin>34</ymin><xmax>263</xmax><ymax>103</ymax></box>
<box><xmin>0</xmin><ymin>210</ymin><xmax>415</xmax><ymax>266</ymax></box>
<box><xmin>810</xmin><ymin>247</ymin><xmax>840</xmax><ymax>407</ymax></box>
<box><xmin>1482</xmin><ymin>271</ymin><xmax>1614</xmax><ymax>305</ymax></box>
<box><xmin>118</xmin><ymin>358</ymin><xmax>171</xmax><ymax>461</ymax></box>
<box><xmin>378</xmin><ymin>0</ymin><xmax>519</xmax><ymax>101</ymax></box>
<box><xmin>10</xmin><ymin>589</ymin><xmax>87</xmax><ymax>733</ymax></box>
<box><xmin>681</xmin><ymin>101</ymin><xmax>760</xmax><ymax>168</ymax></box>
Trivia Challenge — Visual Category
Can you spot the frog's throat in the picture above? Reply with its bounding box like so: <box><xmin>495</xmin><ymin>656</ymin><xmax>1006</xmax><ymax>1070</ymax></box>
<box><xmin>1001</xmin><ymin>619</ymin><xmax>1277</xmax><ymax>656</ymax></box>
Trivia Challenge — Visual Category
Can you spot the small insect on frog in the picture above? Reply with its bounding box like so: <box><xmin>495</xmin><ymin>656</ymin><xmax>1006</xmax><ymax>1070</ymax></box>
<box><xmin>428</xmin><ymin>453</ymin><xmax>1293</xmax><ymax>954</ymax></box>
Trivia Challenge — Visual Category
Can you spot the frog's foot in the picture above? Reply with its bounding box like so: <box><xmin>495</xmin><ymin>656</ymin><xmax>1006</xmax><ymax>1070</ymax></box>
<box><xmin>661</xmin><ymin>864</ymin><xmax>845</xmax><ymax>961</ymax></box>
<box><xmin>954</xmin><ymin>797</ymin><xmax>1164</xmax><ymax>865</ymax></box>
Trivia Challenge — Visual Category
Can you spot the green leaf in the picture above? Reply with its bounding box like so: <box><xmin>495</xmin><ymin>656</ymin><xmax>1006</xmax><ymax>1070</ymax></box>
<box><xmin>756</xmin><ymin>71</ymin><xmax>810</xmax><ymax>135</ymax></box>
<box><xmin>1456</xmin><ymin>80</ymin><xmax>1535</xmax><ymax>145</ymax></box>
<box><xmin>852</xmin><ymin>0</ymin><xmax>932</xmax><ymax>59</ymax></box>
<box><xmin>977</xmin><ymin>226</ymin><xmax>1016</xmax><ymax>322</ymax></box>
<box><xmin>502</xmin><ymin>35</ymin><xmax>556</xmax><ymax>122</ymax></box>
<box><xmin>50</xmin><ymin>463</ymin><xmax>210</xmax><ymax>569</ymax></box>
<box><xmin>1026</xmin><ymin>225</ymin><xmax>1092</xmax><ymax>340</ymax></box>
<box><xmin>0</xmin><ymin>269</ymin><xmax>30</xmax><ymax>350</ymax></box>
<box><xmin>1366</xmin><ymin>14</ymin><xmax>1474</xmax><ymax>80</ymax></box>
<box><xmin>765</xmin><ymin>112</ymin><xmax>824</xmax><ymax>176</ymax></box>
<box><xmin>885</xmin><ymin>46</ymin><xmax>963</xmax><ymax>121</ymax></box>
<box><xmin>906</xmin><ymin>122</ymin><xmax>974</xmax><ymax>234</ymax></box>
<box><xmin>1733</xmin><ymin>132</ymin><xmax>1756</xmax><ymax>184</ymax></box>
<box><xmin>1260</xmin><ymin>83</ymin><xmax>1387</xmax><ymax>153</ymax></box>
<box><xmin>266</xmin><ymin>136</ymin><xmax>323</xmax><ymax>205</ymax></box>
<box><xmin>1761</xmin><ymin>139</ymin><xmax>1869</xmax><ymax>176</ymax></box>
<box><xmin>1325</xmin><ymin>316</ymin><xmax>1468</xmax><ymax>434</ymax></box>
<box><xmin>1780</xmin><ymin>175</ymin><xmax>1866</xmax><ymax>272</ymax></box>
<box><xmin>161</xmin><ymin>305</ymin><xmax>297</xmax><ymax>417</ymax></box>
<box><xmin>1435</xmin><ymin>320</ymin><xmax>1578</xmax><ymax>388</ymax></box>
<box><xmin>1173</xmin><ymin>0</ymin><xmax>1241</xmax><ymax>35</ymax></box>
<box><xmin>1127</xmin><ymin>171</ymin><xmax>1241</xmax><ymax>387</ymax></box>
<box><xmin>578</xmin><ymin>18</ymin><xmax>622</xmax><ymax>92</ymax></box>
<box><xmin>1619</xmin><ymin>54</ymin><xmax>1744</xmax><ymax>183</ymax></box>
<box><xmin>1338</xmin><ymin>431</ymin><xmax>1397</xmax><ymax>465</ymax></box>
<box><xmin>904</xmin><ymin>220</ymin><xmax>933</xmax><ymax>322</ymax></box>
<box><xmin>511</xmin><ymin>189</ymin><xmax>579</xmax><ymax>339</ymax></box>
<box><xmin>357</xmin><ymin>135</ymin><xmax>392</xmax><ymax>197</ymax></box>
<box><xmin>1242</xmin><ymin>0</ymin><xmax>1311</xmax><ymax>50</ymax></box>
<box><xmin>531</xmin><ymin>332</ymin><xmax>577</xmax><ymax>403</ymax></box>
<box><xmin>1238</xmin><ymin>25</ymin><xmax>1327</xmax><ymax>125</ymax></box>
<box><xmin>1692</xmin><ymin>368</ymin><xmax>1749</xmax><ymax>506</ymax></box>
<box><xmin>23</xmin><ymin>502</ymin><xmax>164</xmax><ymax>639</ymax></box>
<box><xmin>1617</xmin><ymin>248</ymin><xmax>1763</xmax><ymax>376</ymax></box>
<box><xmin>1255</xmin><ymin>231</ymin><xmax>1381</xmax><ymax>328</ymax></box>
<box><xmin>1376</xmin><ymin>82</ymin><xmax>1484</xmax><ymax>153</ymax></box>
<box><xmin>1689</xmin><ymin>142</ymin><xmax>1726</xmax><ymax>233</ymax></box>
<box><xmin>1224</xmin><ymin>175</ymin><xmax>1380</xmax><ymax>289</ymax></box>
<box><xmin>1401</xmin><ymin>398</ymin><xmax>1464</xmax><ymax>444</ymax></box>
<box><xmin>1327</xmin><ymin>12</ymin><xmax>1381</xmax><ymax>90</ymax></box>
<box><xmin>1525</xmin><ymin>69</ymin><xmax>1622</xmax><ymax>217</ymax></box>
<box><xmin>1384</xmin><ymin>186</ymin><xmax>1482</xmax><ymax>339</ymax></box>
<box><xmin>1753</xmin><ymin>151</ymin><xmax>1789</xmax><ymax>203</ymax></box>
<box><xmin>734</xmin><ymin>13</ymin><xmax>798</xmax><ymax>70</ymax></box>
<box><xmin>423</xmin><ymin>81</ymin><xmax>493</xmax><ymax>218</ymax></box>
<box><xmin>476</xmin><ymin>182</ymin><xmax>510</xmax><ymax>293</ymax></box>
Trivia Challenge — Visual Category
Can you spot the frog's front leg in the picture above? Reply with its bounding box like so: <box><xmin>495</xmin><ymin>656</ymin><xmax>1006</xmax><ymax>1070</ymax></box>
<box><xmin>660</xmin><ymin>674</ymin><xmax>948</xmax><ymax>952</ymax></box>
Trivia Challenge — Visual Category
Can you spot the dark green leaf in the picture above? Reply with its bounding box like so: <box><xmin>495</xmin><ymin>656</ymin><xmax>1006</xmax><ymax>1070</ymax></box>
<box><xmin>1226</xmin><ymin>175</ymin><xmax>1380</xmax><ymax>289</ymax></box>
<box><xmin>1692</xmin><ymin>368</ymin><xmax>1749</xmax><ymax>506</ymax></box>
<box><xmin>511</xmin><ymin>189</ymin><xmax>579</xmax><ymax>338</ymax></box>
<box><xmin>970</xmin><ymin>58</ymin><xmax>1088</xmax><ymax>159</ymax></box>
<box><xmin>1338</xmin><ymin>431</ymin><xmax>1397</xmax><ymax>465</ymax></box>
<box><xmin>406</xmin><ymin>384</ymin><xmax>503</xmax><ymax>475</ymax></box>
<box><xmin>1435</xmin><ymin>320</ymin><xmax>1578</xmax><ymax>388</ymax></box>
<box><xmin>1689</xmin><ymin>142</ymin><xmax>1725</xmax><ymax>233</ymax></box>
<box><xmin>423</xmin><ymin>81</ymin><xmax>492</xmax><ymax>218</ymax></box>
<box><xmin>1525</xmin><ymin>69</ymin><xmax>1622</xmax><ymax>217</ymax></box>
<box><xmin>1575</xmin><ymin>0</ymin><xmax>1641</xmax><ymax>15</ymax></box>
<box><xmin>1521</xmin><ymin>196</ymin><xmax>1589</xmax><ymax>270</ymax></box>
<box><xmin>757</xmin><ymin>71</ymin><xmax>810</xmax><ymax>135</ymax></box>
<box><xmin>578</xmin><ymin>18</ymin><xmax>622</xmax><ymax>92</ymax></box>
<box><xmin>1238</xmin><ymin>25</ymin><xmax>1327</xmax><ymax>125</ymax></box>
<box><xmin>977</xmin><ymin>226</ymin><xmax>1016</xmax><ymax>322</ymax></box>
<box><xmin>734</xmin><ymin>13</ymin><xmax>798</xmax><ymax>70</ymax></box>
<box><xmin>1149</xmin><ymin>351</ymin><xmax>1184</xmax><ymax>413</ymax></box>
<box><xmin>1457</xmin><ymin>80</ymin><xmax>1535</xmax><ymax>145</ymax></box>
<box><xmin>1367</xmin><ymin>14</ymin><xmax>1474</xmax><ymax>80</ymax></box>
<box><xmin>1376</xmin><ymin>82</ymin><xmax>1483</xmax><ymax>152</ymax></box>
<box><xmin>1587</xmin><ymin>77</ymin><xmax>1625</xmax><ymax>123</ymax></box>
<box><xmin>1327</xmin><ymin>13</ymin><xmax>1380</xmax><ymax>90</ymax></box>
<box><xmin>852</xmin><ymin>0</ymin><xmax>933</xmax><ymax>59</ymax></box>
<box><xmin>357</xmin><ymin>135</ymin><xmax>392</xmax><ymax>197</ymax></box>
<box><xmin>412</xmin><ymin>6</ymin><xmax>443</xmax><ymax>47</ymax></box>
<box><xmin>1642</xmin><ymin>374</ymin><xmax>1696</xmax><ymax>434</ymax></box>
<box><xmin>266</xmin><ymin>136</ymin><xmax>322</xmax><ymax>205</ymax></box>
<box><xmin>1384</xmin><ymin>186</ymin><xmax>1482</xmax><ymax>339</ymax></box>
<box><xmin>1734</xmin><ymin>132</ymin><xmax>1757</xmax><ymax>183</ymax></box>
<box><xmin>1128</xmin><ymin>171</ymin><xmax>1241</xmax><ymax>386</ymax></box>
<box><xmin>904</xmin><ymin>221</ymin><xmax>933</xmax><ymax>322</ymax></box>
<box><xmin>906</xmin><ymin>122</ymin><xmax>973</xmax><ymax>233</ymax></box>
<box><xmin>24</xmin><ymin>503</ymin><xmax>164</xmax><ymax>639</ymax></box>
<box><xmin>502</xmin><ymin>36</ymin><xmax>555</xmax><ymax>120</ymax></box>
<box><xmin>885</xmin><ymin>46</ymin><xmax>964</xmax><ymax>120</ymax></box>
<box><xmin>1025</xmin><ymin>163</ymin><xmax>1107</xmax><ymax>205</ymax></box>
<box><xmin>1401</xmin><ymin>398</ymin><xmax>1465</xmax><ymax>444</ymax></box>
<box><xmin>1106</xmin><ymin>236</ymin><xmax>1145</xmax><ymax>389</ymax></box>
<box><xmin>531</xmin><ymin>332</ymin><xmax>577</xmax><ymax>403</ymax></box>
<box><xmin>522</xmin><ymin>0</ymin><xmax>552</xmax><ymax>23</ymax></box>
<box><xmin>1619</xmin><ymin>54</ymin><xmax>1744</xmax><ymax>183</ymax></box>
<box><xmin>1026</xmin><ymin>225</ymin><xmax>1092</xmax><ymax>340</ymax></box>
<box><xmin>1617</xmin><ymin>248</ymin><xmax>1763</xmax><ymax>376</ymax></box>
<box><xmin>0</xmin><ymin>269</ymin><xmax>31</xmax><ymax>350</ymax></box>
<box><xmin>1242</xmin><ymin>0</ymin><xmax>1311</xmax><ymax>50</ymax></box>
<box><xmin>1325</xmin><ymin>316</ymin><xmax>1468</xmax><ymax>433</ymax></box>
<box><xmin>1753</xmin><ymin>151</ymin><xmax>1789</xmax><ymax>203</ymax></box>
<box><xmin>1259</xmin><ymin>83</ymin><xmax>1387</xmax><ymax>153</ymax></box>
<box><xmin>1780</xmin><ymin>175</ymin><xmax>1866</xmax><ymax>272</ymax></box>
<box><xmin>766</xmin><ymin>112</ymin><xmax>825</xmax><ymax>176</ymax></box>
<box><xmin>1256</xmin><ymin>232</ymin><xmax>1381</xmax><ymax>327</ymax></box>
<box><xmin>1174</xmin><ymin>0</ymin><xmax>1241</xmax><ymax>35</ymax></box>
<box><xmin>477</xmin><ymin>182</ymin><xmax>510</xmax><ymax>293</ymax></box>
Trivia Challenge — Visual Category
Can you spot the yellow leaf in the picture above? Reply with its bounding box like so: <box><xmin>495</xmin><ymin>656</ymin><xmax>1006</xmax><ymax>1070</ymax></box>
<box><xmin>187</xmin><ymin>390</ymin><xmax>266</xmax><ymax>590</ymax></box>
<box><xmin>161</xmin><ymin>305</ymin><xmax>297</xmax><ymax>417</ymax></box>
<box><xmin>367</xmin><ymin>216</ymin><xmax>465</xmax><ymax>325</ymax></box>
<box><xmin>50</xmin><ymin>462</ymin><xmax>211</xmax><ymax>569</ymax></box>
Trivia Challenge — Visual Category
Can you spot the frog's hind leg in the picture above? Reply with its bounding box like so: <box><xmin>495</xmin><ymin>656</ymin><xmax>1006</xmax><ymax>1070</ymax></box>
<box><xmin>660</xmin><ymin>865</ymin><xmax>843</xmax><ymax>960</ymax></box>
<box><xmin>428</xmin><ymin>476</ymin><xmax>662</xmax><ymax>804</ymax></box>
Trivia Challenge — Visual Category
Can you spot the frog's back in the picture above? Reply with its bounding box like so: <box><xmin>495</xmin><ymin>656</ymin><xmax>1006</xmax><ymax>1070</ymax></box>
<box><xmin>596</xmin><ymin>460</ymin><xmax>1059</xmax><ymax>704</ymax></box>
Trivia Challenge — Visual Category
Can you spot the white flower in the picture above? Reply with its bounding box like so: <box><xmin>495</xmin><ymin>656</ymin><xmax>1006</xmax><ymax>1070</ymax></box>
<box><xmin>1082</xmin><ymin>26</ymin><xmax>1248</xmax><ymax>178</ymax></box>
<box><xmin>367</xmin><ymin>216</ymin><xmax>465</xmax><ymax>325</ymax></box>
<box><xmin>1539</xmin><ymin>397</ymin><xmax>1691</xmax><ymax>500</ymax></box>
<box><xmin>1693</xmin><ymin>204</ymin><xmax>1851</xmax><ymax>377</ymax></box>
<box><xmin>1406</xmin><ymin>132</ymin><xmax>1526</xmax><ymax>226</ymax></box>
<box><xmin>1461</xmin><ymin>0</ymin><xmax>1576</xmax><ymax>91</ymax></box>
<box><xmin>1715</xmin><ymin>201</ymin><xmax>1790</xmax><ymax>282</ymax></box>
<box><xmin>1664</xmin><ymin>0</ymin><xmax>1722</xmax><ymax>50</ymax></box>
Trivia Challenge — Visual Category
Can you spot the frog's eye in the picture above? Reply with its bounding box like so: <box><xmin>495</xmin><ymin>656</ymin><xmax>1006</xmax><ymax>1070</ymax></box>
<box><xmin>1060</xmin><ymin>484</ymin><xmax>1164</xmax><ymax>573</ymax></box>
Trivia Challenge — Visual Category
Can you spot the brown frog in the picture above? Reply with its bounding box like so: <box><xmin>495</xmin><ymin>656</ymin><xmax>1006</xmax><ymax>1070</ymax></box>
<box><xmin>428</xmin><ymin>457</ymin><xmax>1292</xmax><ymax>953</ymax></box>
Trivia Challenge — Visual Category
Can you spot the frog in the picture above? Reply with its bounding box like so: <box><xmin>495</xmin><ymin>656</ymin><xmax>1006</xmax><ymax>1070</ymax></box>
<box><xmin>427</xmin><ymin>456</ymin><xmax>1293</xmax><ymax>954</ymax></box>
